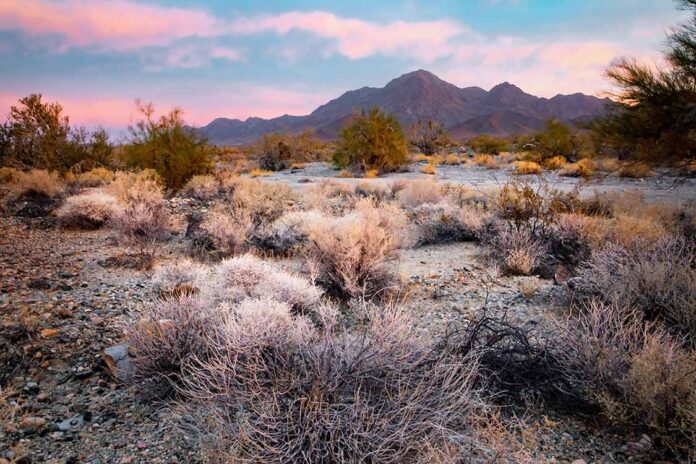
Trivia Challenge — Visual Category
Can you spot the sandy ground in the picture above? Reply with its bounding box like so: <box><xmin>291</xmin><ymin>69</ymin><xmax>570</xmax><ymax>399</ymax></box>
<box><xmin>261</xmin><ymin>161</ymin><xmax>696</xmax><ymax>203</ymax></box>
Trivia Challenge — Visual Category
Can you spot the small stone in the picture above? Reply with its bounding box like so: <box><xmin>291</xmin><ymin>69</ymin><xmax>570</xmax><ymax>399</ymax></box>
<box><xmin>40</xmin><ymin>328</ymin><xmax>58</xmax><ymax>338</ymax></box>
<box><xmin>571</xmin><ymin>460</ymin><xmax>587</xmax><ymax>464</ymax></box>
<box><xmin>21</xmin><ymin>416</ymin><xmax>46</xmax><ymax>432</ymax></box>
<box><xmin>36</xmin><ymin>393</ymin><xmax>49</xmax><ymax>402</ymax></box>
<box><xmin>137</xmin><ymin>441</ymin><xmax>147</xmax><ymax>450</ymax></box>
<box><xmin>23</xmin><ymin>381</ymin><xmax>39</xmax><ymax>393</ymax></box>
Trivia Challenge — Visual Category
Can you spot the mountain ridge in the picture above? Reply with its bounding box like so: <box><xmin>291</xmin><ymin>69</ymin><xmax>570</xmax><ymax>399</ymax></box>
<box><xmin>197</xmin><ymin>70</ymin><xmax>611</xmax><ymax>145</ymax></box>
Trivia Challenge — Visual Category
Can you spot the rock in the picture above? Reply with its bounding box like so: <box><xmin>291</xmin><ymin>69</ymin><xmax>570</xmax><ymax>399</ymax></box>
<box><xmin>27</xmin><ymin>278</ymin><xmax>51</xmax><ymax>290</ymax></box>
<box><xmin>36</xmin><ymin>392</ymin><xmax>49</xmax><ymax>402</ymax></box>
<box><xmin>57</xmin><ymin>415</ymin><xmax>84</xmax><ymax>432</ymax></box>
<box><xmin>571</xmin><ymin>460</ymin><xmax>587</xmax><ymax>464</ymax></box>
<box><xmin>23</xmin><ymin>381</ymin><xmax>39</xmax><ymax>394</ymax></box>
<box><xmin>40</xmin><ymin>328</ymin><xmax>59</xmax><ymax>338</ymax></box>
<box><xmin>103</xmin><ymin>344</ymin><xmax>135</xmax><ymax>383</ymax></box>
<box><xmin>21</xmin><ymin>416</ymin><xmax>46</xmax><ymax>432</ymax></box>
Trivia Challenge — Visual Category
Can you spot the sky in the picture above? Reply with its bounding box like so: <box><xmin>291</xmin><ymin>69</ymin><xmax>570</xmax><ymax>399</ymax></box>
<box><xmin>0</xmin><ymin>0</ymin><xmax>688</xmax><ymax>134</ymax></box>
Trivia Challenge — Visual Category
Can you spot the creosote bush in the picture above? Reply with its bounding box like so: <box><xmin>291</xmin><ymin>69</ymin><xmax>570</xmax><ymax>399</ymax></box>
<box><xmin>333</xmin><ymin>107</ymin><xmax>408</xmax><ymax>173</ymax></box>
<box><xmin>13</xmin><ymin>169</ymin><xmax>65</xmax><ymax>198</ymax></box>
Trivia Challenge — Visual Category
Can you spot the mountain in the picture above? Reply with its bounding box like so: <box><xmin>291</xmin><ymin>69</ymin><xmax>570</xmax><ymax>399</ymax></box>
<box><xmin>198</xmin><ymin>70</ymin><xmax>611</xmax><ymax>145</ymax></box>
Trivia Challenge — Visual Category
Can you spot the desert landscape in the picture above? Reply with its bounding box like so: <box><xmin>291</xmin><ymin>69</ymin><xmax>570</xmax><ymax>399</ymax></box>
<box><xmin>1</xmin><ymin>1</ymin><xmax>696</xmax><ymax>463</ymax></box>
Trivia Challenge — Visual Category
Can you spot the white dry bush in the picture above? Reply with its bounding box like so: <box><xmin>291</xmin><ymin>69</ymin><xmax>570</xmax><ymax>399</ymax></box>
<box><xmin>56</xmin><ymin>190</ymin><xmax>122</xmax><ymax>229</ymax></box>
<box><xmin>182</xmin><ymin>175</ymin><xmax>219</xmax><ymax>200</ymax></box>
<box><xmin>573</xmin><ymin>237</ymin><xmax>696</xmax><ymax>334</ymax></box>
<box><xmin>151</xmin><ymin>258</ymin><xmax>209</xmax><ymax>297</ymax></box>
<box><xmin>199</xmin><ymin>209</ymin><xmax>254</xmax><ymax>257</ymax></box>
<box><xmin>111</xmin><ymin>178</ymin><xmax>172</xmax><ymax>251</ymax></box>
<box><xmin>179</xmin><ymin>302</ymin><xmax>482</xmax><ymax>463</ymax></box>
<box><xmin>251</xmin><ymin>209</ymin><xmax>325</xmax><ymax>255</ymax></box>
<box><xmin>75</xmin><ymin>168</ymin><xmax>115</xmax><ymax>188</ymax></box>
<box><xmin>305</xmin><ymin>200</ymin><xmax>402</xmax><ymax>299</ymax></box>
<box><xmin>200</xmin><ymin>254</ymin><xmax>321</xmax><ymax>312</ymax></box>
<box><xmin>396</xmin><ymin>179</ymin><xmax>443</xmax><ymax>208</ymax></box>
<box><xmin>301</xmin><ymin>179</ymin><xmax>358</xmax><ymax>214</ymax></box>
<box><xmin>226</xmin><ymin>178</ymin><xmax>296</xmax><ymax>225</ymax></box>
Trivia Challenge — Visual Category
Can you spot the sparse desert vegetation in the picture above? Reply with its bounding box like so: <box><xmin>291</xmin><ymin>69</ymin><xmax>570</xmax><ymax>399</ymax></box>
<box><xmin>1</xmin><ymin>0</ymin><xmax>696</xmax><ymax>462</ymax></box>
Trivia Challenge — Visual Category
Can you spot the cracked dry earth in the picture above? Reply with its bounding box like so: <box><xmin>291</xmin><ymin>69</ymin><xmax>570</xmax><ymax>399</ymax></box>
<box><xmin>0</xmin><ymin>212</ymin><xmax>670</xmax><ymax>463</ymax></box>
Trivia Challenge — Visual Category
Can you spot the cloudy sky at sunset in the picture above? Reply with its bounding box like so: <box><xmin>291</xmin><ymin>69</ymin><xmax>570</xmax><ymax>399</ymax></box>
<box><xmin>0</xmin><ymin>0</ymin><xmax>687</xmax><ymax>133</ymax></box>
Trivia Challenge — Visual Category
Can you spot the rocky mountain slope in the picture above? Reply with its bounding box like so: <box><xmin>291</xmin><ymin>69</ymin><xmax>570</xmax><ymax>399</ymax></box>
<box><xmin>198</xmin><ymin>70</ymin><xmax>611</xmax><ymax>145</ymax></box>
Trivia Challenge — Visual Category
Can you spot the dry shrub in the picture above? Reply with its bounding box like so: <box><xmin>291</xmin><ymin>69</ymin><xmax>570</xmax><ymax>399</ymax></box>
<box><xmin>151</xmin><ymin>258</ymin><xmax>208</xmax><ymax>297</ymax></box>
<box><xmin>181</xmin><ymin>303</ymin><xmax>481</xmax><ymax>463</ymax></box>
<box><xmin>443</xmin><ymin>154</ymin><xmax>461</xmax><ymax>165</ymax></box>
<box><xmin>200</xmin><ymin>254</ymin><xmax>320</xmax><ymax>311</ymax></box>
<box><xmin>474</xmin><ymin>154</ymin><xmax>498</xmax><ymax>169</ymax></box>
<box><xmin>547</xmin><ymin>213</ymin><xmax>604</xmax><ymax>267</ymax></box>
<box><xmin>487</xmin><ymin>225</ymin><xmax>548</xmax><ymax>275</ymax></box>
<box><xmin>597</xmin><ymin>157</ymin><xmax>622</xmax><ymax>172</ymax></box>
<box><xmin>559</xmin><ymin>158</ymin><xmax>597</xmax><ymax>178</ymax></box>
<box><xmin>56</xmin><ymin>190</ymin><xmax>122</xmax><ymax>229</ymax></box>
<box><xmin>512</xmin><ymin>160</ymin><xmax>542</xmax><ymax>175</ymax></box>
<box><xmin>573</xmin><ymin>238</ymin><xmax>696</xmax><ymax>334</ymax></box>
<box><xmin>111</xmin><ymin>177</ymin><xmax>172</xmax><ymax>251</ymax></box>
<box><xmin>618</xmin><ymin>161</ymin><xmax>654</xmax><ymax>178</ymax></box>
<box><xmin>250</xmin><ymin>210</ymin><xmax>325</xmax><ymax>256</ymax></box>
<box><xmin>302</xmin><ymin>180</ymin><xmax>361</xmax><ymax>214</ymax></box>
<box><xmin>249</xmin><ymin>168</ymin><xmax>272</xmax><ymax>178</ymax></box>
<box><xmin>364</xmin><ymin>168</ymin><xmax>379</xmax><ymax>178</ymax></box>
<box><xmin>420</xmin><ymin>163</ymin><xmax>437</xmax><ymax>175</ymax></box>
<box><xmin>13</xmin><ymin>169</ymin><xmax>65</xmax><ymax>198</ymax></box>
<box><xmin>127</xmin><ymin>295</ymin><xmax>217</xmax><ymax>398</ymax></box>
<box><xmin>557</xmin><ymin>301</ymin><xmax>696</xmax><ymax>455</ymax></box>
<box><xmin>305</xmin><ymin>201</ymin><xmax>402</xmax><ymax>299</ymax></box>
<box><xmin>0</xmin><ymin>167</ymin><xmax>21</xmax><ymax>184</ymax></box>
<box><xmin>107</xmin><ymin>169</ymin><xmax>164</xmax><ymax>203</ymax></box>
<box><xmin>199</xmin><ymin>209</ymin><xmax>254</xmax><ymax>258</ymax></box>
<box><xmin>182</xmin><ymin>175</ymin><xmax>219</xmax><ymax>200</ymax></box>
<box><xmin>606</xmin><ymin>213</ymin><xmax>667</xmax><ymax>247</ymax></box>
<box><xmin>396</xmin><ymin>179</ymin><xmax>443</xmax><ymax>207</ymax></box>
<box><xmin>75</xmin><ymin>167</ymin><xmax>114</xmax><ymax>187</ymax></box>
<box><xmin>412</xmin><ymin>203</ymin><xmax>491</xmax><ymax>245</ymax></box>
<box><xmin>226</xmin><ymin>178</ymin><xmax>295</xmax><ymax>225</ymax></box>
<box><xmin>543</xmin><ymin>155</ymin><xmax>568</xmax><ymax>170</ymax></box>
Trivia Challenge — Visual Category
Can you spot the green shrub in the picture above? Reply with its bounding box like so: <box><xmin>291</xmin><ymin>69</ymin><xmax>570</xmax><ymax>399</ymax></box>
<box><xmin>534</xmin><ymin>119</ymin><xmax>579</xmax><ymax>160</ymax></box>
<box><xmin>468</xmin><ymin>135</ymin><xmax>508</xmax><ymax>155</ymax></box>
<box><xmin>333</xmin><ymin>107</ymin><xmax>408</xmax><ymax>173</ymax></box>
<box><xmin>123</xmin><ymin>102</ymin><xmax>212</xmax><ymax>190</ymax></box>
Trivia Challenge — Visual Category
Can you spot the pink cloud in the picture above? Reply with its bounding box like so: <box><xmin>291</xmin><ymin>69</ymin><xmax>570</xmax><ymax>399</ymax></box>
<box><xmin>0</xmin><ymin>1</ymin><xmax>463</xmax><ymax>61</ymax></box>
<box><xmin>0</xmin><ymin>0</ymin><xmax>222</xmax><ymax>51</ymax></box>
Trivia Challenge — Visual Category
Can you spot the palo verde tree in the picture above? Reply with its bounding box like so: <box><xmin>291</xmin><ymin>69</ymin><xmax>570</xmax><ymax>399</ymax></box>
<box><xmin>333</xmin><ymin>107</ymin><xmax>408</xmax><ymax>173</ymax></box>
<box><xmin>123</xmin><ymin>101</ymin><xmax>212</xmax><ymax>190</ymax></box>
<box><xmin>593</xmin><ymin>0</ymin><xmax>696</xmax><ymax>163</ymax></box>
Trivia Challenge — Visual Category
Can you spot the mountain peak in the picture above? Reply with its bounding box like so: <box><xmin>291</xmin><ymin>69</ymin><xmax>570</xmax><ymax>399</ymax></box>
<box><xmin>386</xmin><ymin>69</ymin><xmax>443</xmax><ymax>87</ymax></box>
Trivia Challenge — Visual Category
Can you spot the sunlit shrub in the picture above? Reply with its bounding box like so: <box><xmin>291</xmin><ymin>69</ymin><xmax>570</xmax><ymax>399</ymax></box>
<box><xmin>56</xmin><ymin>190</ymin><xmax>122</xmax><ymax>229</ymax></box>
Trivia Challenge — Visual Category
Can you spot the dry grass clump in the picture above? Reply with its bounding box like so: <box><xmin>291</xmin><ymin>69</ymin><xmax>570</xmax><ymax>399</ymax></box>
<box><xmin>543</xmin><ymin>155</ymin><xmax>568</xmax><ymax>170</ymax></box>
<box><xmin>573</xmin><ymin>238</ymin><xmax>696</xmax><ymax>334</ymax></box>
<box><xmin>420</xmin><ymin>163</ymin><xmax>437</xmax><ymax>175</ymax></box>
<box><xmin>250</xmin><ymin>210</ymin><xmax>324</xmax><ymax>256</ymax></box>
<box><xmin>249</xmin><ymin>168</ymin><xmax>273</xmax><ymax>178</ymax></box>
<box><xmin>474</xmin><ymin>154</ymin><xmax>498</xmax><ymax>169</ymax></box>
<box><xmin>559</xmin><ymin>158</ymin><xmax>597</xmax><ymax>178</ymax></box>
<box><xmin>305</xmin><ymin>201</ymin><xmax>402</xmax><ymax>299</ymax></box>
<box><xmin>179</xmin><ymin>303</ymin><xmax>481</xmax><ymax>463</ymax></box>
<box><xmin>56</xmin><ymin>190</ymin><xmax>122</xmax><ymax>229</ymax></box>
<box><xmin>363</xmin><ymin>168</ymin><xmax>380</xmax><ymax>178</ymax></box>
<box><xmin>596</xmin><ymin>157</ymin><xmax>622</xmax><ymax>172</ymax></box>
<box><xmin>200</xmin><ymin>254</ymin><xmax>320</xmax><ymax>311</ymax></box>
<box><xmin>75</xmin><ymin>167</ymin><xmax>114</xmax><ymax>188</ymax></box>
<box><xmin>0</xmin><ymin>167</ymin><xmax>21</xmax><ymax>184</ymax></box>
<box><xmin>302</xmin><ymin>180</ymin><xmax>360</xmax><ymax>214</ymax></box>
<box><xmin>512</xmin><ymin>160</ymin><xmax>542</xmax><ymax>175</ymax></box>
<box><xmin>618</xmin><ymin>162</ymin><xmax>654</xmax><ymax>178</ymax></box>
<box><xmin>13</xmin><ymin>169</ymin><xmax>65</xmax><ymax>198</ymax></box>
<box><xmin>198</xmin><ymin>209</ymin><xmax>254</xmax><ymax>258</ymax></box>
<box><xmin>411</xmin><ymin>203</ymin><xmax>491</xmax><ymax>246</ymax></box>
<box><xmin>182</xmin><ymin>175</ymin><xmax>219</xmax><ymax>200</ymax></box>
<box><xmin>396</xmin><ymin>179</ymin><xmax>443</xmax><ymax>207</ymax></box>
<box><xmin>557</xmin><ymin>302</ymin><xmax>696</xmax><ymax>455</ymax></box>
<box><xmin>107</xmin><ymin>169</ymin><xmax>164</xmax><ymax>203</ymax></box>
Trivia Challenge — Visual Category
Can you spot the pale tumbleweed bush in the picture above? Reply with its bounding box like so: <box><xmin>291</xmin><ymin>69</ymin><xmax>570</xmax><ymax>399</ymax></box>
<box><xmin>56</xmin><ymin>190</ymin><xmax>122</xmax><ymax>229</ymax></box>
<box><xmin>13</xmin><ymin>169</ymin><xmax>65</xmax><ymax>198</ymax></box>
<box><xmin>182</xmin><ymin>175</ymin><xmax>219</xmax><ymax>200</ymax></box>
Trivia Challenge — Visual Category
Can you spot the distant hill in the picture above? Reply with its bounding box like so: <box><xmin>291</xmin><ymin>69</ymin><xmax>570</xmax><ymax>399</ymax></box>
<box><xmin>197</xmin><ymin>70</ymin><xmax>611</xmax><ymax>145</ymax></box>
